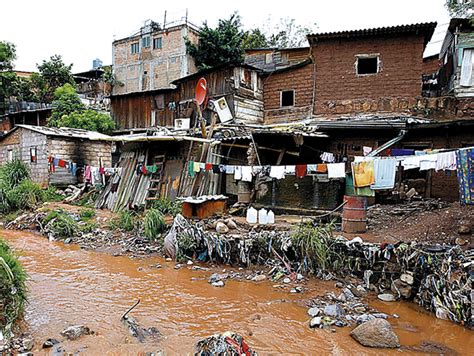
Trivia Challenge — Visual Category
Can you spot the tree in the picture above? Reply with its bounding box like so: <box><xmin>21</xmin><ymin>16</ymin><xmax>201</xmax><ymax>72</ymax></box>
<box><xmin>50</xmin><ymin>109</ymin><xmax>115</xmax><ymax>134</ymax></box>
<box><xmin>0</xmin><ymin>41</ymin><xmax>17</xmax><ymax>113</ymax></box>
<box><xmin>445</xmin><ymin>0</ymin><xmax>474</xmax><ymax>18</ymax></box>
<box><xmin>242</xmin><ymin>28</ymin><xmax>269</xmax><ymax>49</ymax></box>
<box><xmin>186</xmin><ymin>13</ymin><xmax>245</xmax><ymax>70</ymax></box>
<box><xmin>33</xmin><ymin>55</ymin><xmax>75</xmax><ymax>103</ymax></box>
<box><xmin>48</xmin><ymin>83</ymin><xmax>85</xmax><ymax>126</ymax></box>
<box><xmin>265</xmin><ymin>17</ymin><xmax>315</xmax><ymax>48</ymax></box>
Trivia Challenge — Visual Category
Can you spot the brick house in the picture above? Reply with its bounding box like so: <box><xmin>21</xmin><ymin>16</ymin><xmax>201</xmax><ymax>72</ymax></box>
<box><xmin>0</xmin><ymin>125</ymin><xmax>113</xmax><ymax>186</ymax></box>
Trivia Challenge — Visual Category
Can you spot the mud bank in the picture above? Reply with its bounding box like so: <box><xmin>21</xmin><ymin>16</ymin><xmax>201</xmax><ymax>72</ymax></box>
<box><xmin>2</xmin><ymin>229</ymin><xmax>473</xmax><ymax>355</ymax></box>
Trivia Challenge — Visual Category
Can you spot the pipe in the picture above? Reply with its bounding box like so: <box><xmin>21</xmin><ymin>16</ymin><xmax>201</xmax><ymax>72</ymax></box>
<box><xmin>367</xmin><ymin>129</ymin><xmax>407</xmax><ymax>157</ymax></box>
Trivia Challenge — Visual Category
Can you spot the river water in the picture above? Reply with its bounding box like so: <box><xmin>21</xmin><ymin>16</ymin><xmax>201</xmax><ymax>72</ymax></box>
<box><xmin>2</xmin><ymin>229</ymin><xmax>472</xmax><ymax>355</ymax></box>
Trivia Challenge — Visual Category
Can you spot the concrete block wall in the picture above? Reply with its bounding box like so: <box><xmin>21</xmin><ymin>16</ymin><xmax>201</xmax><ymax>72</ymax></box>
<box><xmin>20</xmin><ymin>129</ymin><xmax>49</xmax><ymax>186</ymax></box>
<box><xmin>0</xmin><ymin>129</ymin><xmax>21</xmax><ymax>164</ymax></box>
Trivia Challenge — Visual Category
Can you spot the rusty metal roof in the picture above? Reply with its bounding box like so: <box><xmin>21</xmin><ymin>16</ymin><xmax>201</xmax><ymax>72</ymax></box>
<box><xmin>307</xmin><ymin>22</ymin><xmax>437</xmax><ymax>47</ymax></box>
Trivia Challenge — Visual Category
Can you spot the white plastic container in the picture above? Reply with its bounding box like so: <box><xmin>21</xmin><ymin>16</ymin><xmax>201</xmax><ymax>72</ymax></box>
<box><xmin>246</xmin><ymin>207</ymin><xmax>258</xmax><ymax>224</ymax></box>
<box><xmin>258</xmin><ymin>208</ymin><xmax>268</xmax><ymax>224</ymax></box>
<box><xmin>267</xmin><ymin>210</ymin><xmax>275</xmax><ymax>224</ymax></box>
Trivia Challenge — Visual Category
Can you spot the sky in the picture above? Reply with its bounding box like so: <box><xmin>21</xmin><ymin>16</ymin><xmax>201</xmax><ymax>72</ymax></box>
<box><xmin>1</xmin><ymin>0</ymin><xmax>451</xmax><ymax>73</ymax></box>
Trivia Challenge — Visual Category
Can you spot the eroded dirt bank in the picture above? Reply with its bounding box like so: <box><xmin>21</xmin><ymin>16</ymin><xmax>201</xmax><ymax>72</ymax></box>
<box><xmin>2</xmin><ymin>229</ymin><xmax>473</xmax><ymax>355</ymax></box>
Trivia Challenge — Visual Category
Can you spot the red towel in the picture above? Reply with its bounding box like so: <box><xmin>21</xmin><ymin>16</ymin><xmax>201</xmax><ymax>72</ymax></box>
<box><xmin>58</xmin><ymin>159</ymin><xmax>67</xmax><ymax>168</ymax></box>
<box><xmin>295</xmin><ymin>164</ymin><xmax>307</xmax><ymax>178</ymax></box>
<box><xmin>205</xmin><ymin>163</ymin><xmax>213</xmax><ymax>171</ymax></box>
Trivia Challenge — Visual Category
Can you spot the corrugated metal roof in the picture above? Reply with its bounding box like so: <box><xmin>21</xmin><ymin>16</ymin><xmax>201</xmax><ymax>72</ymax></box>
<box><xmin>14</xmin><ymin>125</ymin><xmax>112</xmax><ymax>141</ymax></box>
<box><xmin>307</xmin><ymin>22</ymin><xmax>437</xmax><ymax>47</ymax></box>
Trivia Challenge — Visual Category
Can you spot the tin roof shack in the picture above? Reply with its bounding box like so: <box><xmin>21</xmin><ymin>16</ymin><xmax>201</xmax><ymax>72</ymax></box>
<box><xmin>0</xmin><ymin>102</ymin><xmax>52</xmax><ymax>133</ymax></box>
<box><xmin>111</xmin><ymin>88</ymin><xmax>179</xmax><ymax>130</ymax></box>
<box><xmin>0</xmin><ymin>125</ymin><xmax>113</xmax><ymax>187</ymax></box>
<box><xmin>306</xmin><ymin>23</ymin><xmax>436</xmax><ymax>118</ymax></box>
<box><xmin>74</xmin><ymin>68</ymin><xmax>110</xmax><ymax>110</ymax></box>
<box><xmin>172</xmin><ymin>64</ymin><xmax>264</xmax><ymax>125</ymax></box>
<box><xmin>439</xmin><ymin>18</ymin><xmax>474</xmax><ymax>99</ymax></box>
<box><xmin>112</xmin><ymin>20</ymin><xmax>199</xmax><ymax>96</ymax></box>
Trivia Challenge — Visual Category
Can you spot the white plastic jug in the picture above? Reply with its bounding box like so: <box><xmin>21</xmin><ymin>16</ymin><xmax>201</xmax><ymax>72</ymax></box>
<box><xmin>258</xmin><ymin>208</ymin><xmax>268</xmax><ymax>225</ymax></box>
<box><xmin>267</xmin><ymin>210</ymin><xmax>275</xmax><ymax>224</ymax></box>
<box><xmin>246</xmin><ymin>207</ymin><xmax>258</xmax><ymax>224</ymax></box>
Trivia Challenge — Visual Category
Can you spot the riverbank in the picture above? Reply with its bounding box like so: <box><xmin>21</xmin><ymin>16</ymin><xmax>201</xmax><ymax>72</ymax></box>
<box><xmin>2</xmin><ymin>229</ymin><xmax>473</xmax><ymax>355</ymax></box>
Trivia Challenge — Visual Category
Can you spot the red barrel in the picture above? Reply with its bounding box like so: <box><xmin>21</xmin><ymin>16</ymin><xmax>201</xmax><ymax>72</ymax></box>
<box><xmin>342</xmin><ymin>195</ymin><xmax>368</xmax><ymax>233</ymax></box>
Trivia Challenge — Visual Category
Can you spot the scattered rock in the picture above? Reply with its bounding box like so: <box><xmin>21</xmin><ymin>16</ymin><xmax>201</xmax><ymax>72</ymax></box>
<box><xmin>42</xmin><ymin>338</ymin><xmax>60</xmax><ymax>349</ymax></box>
<box><xmin>21</xmin><ymin>338</ymin><xmax>34</xmax><ymax>352</ymax></box>
<box><xmin>211</xmin><ymin>281</ymin><xmax>225</xmax><ymax>287</ymax></box>
<box><xmin>377</xmin><ymin>293</ymin><xmax>396</xmax><ymax>302</ymax></box>
<box><xmin>400</xmin><ymin>272</ymin><xmax>414</xmax><ymax>285</ymax></box>
<box><xmin>216</xmin><ymin>222</ymin><xmax>229</xmax><ymax>234</ymax></box>
<box><xmin>309</xmin><ymin>316</ymin><xmax>322</xmax><ymax>328</ymax></box>
<box><xmin>226</xmin><ymin>219</ymin><xmax>238</xmax><ymax>230</ymax></box>
<box><xmin>350</xmin><ymin>319</ymin><xmax>400</xmax><ymax>348</ymax></box>
<box><xmin>307</xmin><ymin>307</ymin><xmax>320</xmax><ymax>317</ymax></box>
<box><xmin>458</xmin><ymin>225</ymin><xmax>471</xmax><ymax>235</ymax></box>
<box><xmin>60</xmin><ymin>325</ymin><xmax>92</xmax><ymax>340</ymax></box>
<box><xmin>324</xmin><ymin>304</ymin><xmax>344</xmax><ymax>318</ymax></box>
<box><xmin>283</xmin><ymin>277</ymin><xmax>291</xmax><ymax>284</ymax></box>
<box><xmin>391</xmin><ymin>279</ymin><xmax>412</xmax><ymax>299</ymax></box>
<box><xmin>402</xmin><ymin>341</ymin><xmax>458</xmax><ymax>355</ymax></box>
<box><xmin>196</xmin><ymin>332</ymin><xmax>256</xmax><ymax>355</ymax></box>
<box><xmin>253</xmin><ymin>274</ymin><xmax>267</xmax><ymax>282</ymax></box>
<box><xmin>296</xmin><ymin>273</ymin><xmax>304</xmax><ymax>280</ymax></box>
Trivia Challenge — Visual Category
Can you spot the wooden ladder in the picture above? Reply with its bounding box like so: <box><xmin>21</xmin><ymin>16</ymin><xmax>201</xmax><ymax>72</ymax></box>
<box><xmin>145</xmin><ymin>154</ymin><xmax>166</xmax><ymax>207</ymax></box>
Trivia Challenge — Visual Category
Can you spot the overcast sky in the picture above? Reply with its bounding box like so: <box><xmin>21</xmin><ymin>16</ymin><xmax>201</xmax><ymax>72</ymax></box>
<box><xmin>1</xmin><ymin>0</ymin><xmax>450</xmax><ymax>72</ymax></box>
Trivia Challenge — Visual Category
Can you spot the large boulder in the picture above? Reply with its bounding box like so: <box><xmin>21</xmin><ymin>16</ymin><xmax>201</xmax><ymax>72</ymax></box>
<box><xmin>350</xmin><ymin>319</ymin><xmax>400</xmax><ymax>348</ymax></box>
<box><xmin>60</xmin><ymin>325</ymin><xmax>92</xmax><ymax>340</ymax></box>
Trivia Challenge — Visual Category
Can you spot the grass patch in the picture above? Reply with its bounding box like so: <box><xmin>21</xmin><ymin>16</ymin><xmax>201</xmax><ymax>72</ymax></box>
<box><xmin>43</xmin><ymin>209</ymin><xmax>78</xmax><ymax>239</ymax></box>
<box><xmin>0</xmin><ymin>238</ymin><xmax>27</xmax><ymax>335</ymax></box>
<box><xmin>109</xmin><ymin>210</ymin><xmax>137</xmax><ymax>232</ymax></box>
<box><xmin>151</xmin><ymin>198</ymin><xmax>182</xmax><ymax>216</ymax></box>
<box><xmin>79</xmin><ymin>207</ymin><xmax>96</xmax><ymax>221</ymax></box>
<box><xmin>143</xmin><ymin>208</ymin><xmax>165</xmax><ymax>241</ymax></box>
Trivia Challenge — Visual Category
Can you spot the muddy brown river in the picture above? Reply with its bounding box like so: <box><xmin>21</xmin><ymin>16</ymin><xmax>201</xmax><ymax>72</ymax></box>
<box><xmin>2</xmin><ymin>229</ymin><xmax>473</xmax><ymax>355</ymax></box>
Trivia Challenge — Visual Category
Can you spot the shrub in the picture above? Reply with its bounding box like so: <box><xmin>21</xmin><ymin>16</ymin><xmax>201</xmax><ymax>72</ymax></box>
<box><xmin>6</xmin><ymin>180</ymin><xmax>44</xmax><ymax>210</ymax></box>
<box><xmin>79</xmin><ymin>221</ymin><xmax>98</xmax><ymax>233</ymax></box>
<box><xmin>144</xmin><ymin>208</ymin><xmax>165</xmax><ymax>241</ymax></box>
<box><xmin>79</xmin><ymin>207</ymin><xmax>96</xmax><ymax>220</ymax></box>
<box><xmin>0</xmin><ymin>238</ymin><xmax>27</xmax><ymax>334</ymax></box>
<box><xmin>0</xmin><ymin>160</ymin><xmax>29</xmax><ymax>189</ymax></box>
<box><xmin>152</xmin><ymin>198</ymin><xmax>182</xmax><ymax>216</ymax></box>
<box><xmin>110</xmin><ymin>210</ymin><xmax>136</xmax><ymax>232</ymax></box>
<box><xmin>43</xmin><ymin>209</ymin><xmax>78</xmax><ymax>238</ymax></box>
<box><xmin>43</xmin><ymin>186</ymin><xmax>64</xmax><ymax>202</ymax></box>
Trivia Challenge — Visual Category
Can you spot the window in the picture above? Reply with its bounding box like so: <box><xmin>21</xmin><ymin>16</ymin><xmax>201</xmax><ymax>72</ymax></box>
<box><xmin>356</xmin><ymin>56</ymin><xmax>379</xmax><ymax>75</ymax></box>
<box><xmin>30</xmin><ymin>147</ymin><xmax>37</xmax><ymax>163</ymax></box>
<box><xmin>7</xmin><ymin>149</ymin><xmax>13</xmax><ymax>162</ymax></box>
<box><xmin>460</xmin><ymin>48</ymin><xmax>474</xmax><ymax>87</ymax></box>
<box><xmin>265</xmin><ymin>53</ymin><xmax>273</xmax><ymax>64</ymax></box>
<box><xmin>153</xmin><ymin>37</ymin><xmax>162</xmax><ymax>49</ymax></box>
<box><xmin>131</xmin><ymin>42</ymin><xmax>139</xmax><ymax>54</ymax></box>
<box><xmin>142</xmin><ymin>36</ymin><xmax>150</xmax><ymax>48</ymax></box>
<box><xmin>280</xmin><ymin>90</ymin><xmax>295</xmax><ymax>107</ymax></box>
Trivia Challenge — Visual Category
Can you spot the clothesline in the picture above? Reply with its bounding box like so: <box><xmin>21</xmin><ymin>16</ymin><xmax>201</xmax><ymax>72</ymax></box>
<box><xmin>48</xmin><ymin>156</ymin><xmax>119</xmax><ymax>185</ymax></box>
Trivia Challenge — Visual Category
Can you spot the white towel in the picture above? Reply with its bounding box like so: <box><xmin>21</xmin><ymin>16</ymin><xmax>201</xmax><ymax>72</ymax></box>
<box><xmin>234</xmin><ymin>166</ymin><xmax>242</xmax><ymax>180</ymax></box>
<box><xmin>270</xmin><ymin>166</ymin><xmax>285</xmax><ymax>179</ymax></box>
<box><xmin>327</xmin><ymin>163</ymin><xmax>346</xmax><ymax>178</ymax></box>
<box><xmin>284</xmin><ymin>165</ymin><xmax>295</xmax><ymax>175</ymax></box>
<box><xmin>241</xmin><ymin>166</ymin><xmax>253</xmax><ymax>182</ymax></box>
<box><xmin>320</xmin><ymin>152</ymin><xmax>335</xmax><ymax>163</ymax></box>
<box><xmin>435</xmin><ymin>151</ymin><xmax>457</xmax><ymax>171</ymax></box>
<box><xmin>419</xmin><ymin>155</ymin><xmax>438</xmax><ymax>171</ymax></box>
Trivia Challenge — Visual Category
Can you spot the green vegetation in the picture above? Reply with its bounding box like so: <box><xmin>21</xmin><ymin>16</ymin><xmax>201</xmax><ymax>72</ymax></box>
<box><xmin>0</xmin><ymin>238</ymin><xmax>27</xmax><ymax>334</ymax></box>
<box><xmin>47</xmin><ymin>83</ymin><xmax>115</xmax><ymax>134</ymax></box>
<box><xmin>291</xmin><ymin>222</ymin><xmax>342</xmax><ymax>273</ymax></box>
<box><xmin>143</xmin><ymin>208</ymin><xmax>165</xmax><ymax>241</ymax></box>
<box><xmin>151</xmin><ymin>198</ymin><xmax>182</xmax><ymax>216</ymax></box>
<box><xmin>79</xmin><ymin>207</ymin><xmax>96</xmax><ymax>220</ymax></box>
<box><xmin>445</xmin><ymin>0</ymin><xmax>473</xmax><ymax>19</ymax></box>
<box><xmin>43</xmin><ymin>209</ymin><xmax>78</xmax><ymax>238</ymax></box>
<box><xmin>109</xmin><ymin>210</ymin><xmax>137</xmax><ymax>232</ymax></box>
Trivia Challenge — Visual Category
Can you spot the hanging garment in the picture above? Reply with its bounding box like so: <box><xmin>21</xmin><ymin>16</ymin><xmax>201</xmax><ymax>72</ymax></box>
<box><xmin>146</xmin><ymin>165</ymin><xmax>158</xmax><ymax>174</ymax></box>
<box><xmin>460</xmin><ymin>48</ymin><xmax>473</xmax><ymax>87</ymax></box>
<box><xmin>352</xmin><ymin>161</ymin><xmax>375</xmax><ymax>187</ymax></box>
<box><xmin>327</xmin><ymin>163</ymin><xmax>346</xmax><ymax>178</ymax></box>
<box><xmin>401</xmin><ymin>155</ymin><xmax>423</xmax><ymax>170</ymax></box>
<box><xmin>84</xmin><ymin>165</ymin><xmax>92</xmax><ymax>183</ymax></box>
<box><xmin>219</xmin><ymin>164</ymin><xmax>227</xmax><ymax>173</ymax></box>
<box><xmin>391</xmin><ymin>149</ymin><xmax>415</xmax><ymax>157</ymax></box>
<box><xmin>199</xmin><ymin>163</ymin><xmax>206</xmax><ymax>170</ymax></box>
<box><xmin>456</xmin><ymin>147</ymin><xmax>474</xmax><ymax>205</ymax></box>
<box><xmin>141</xmin><ymin>165</ymin><xmax>148</xmax><ymax>175</ymax></box>
<box><xmin>284</xmin><ymin>165</ymin><xmax>295</xmax><ymax>175</ymax></box>
<box><xmin>225</xmin><ymin>165</ymin><xmax>235</xmax><ymax>174</ymax></box>
<box><xmin>419</xmin><ymin>155</ymin><xmax>438</xmax><ymax>171</ymax></box>
<box><xmin>316</xmin><ymin>163</ymin><xmax>328</xmax><ymax>173</ymax></box>
<box><xmin>58</xmin><ymin>159</ymin><xmax>67</xmax><ymax>168</ymax></box>
<box><xmin>70</xmin><ymin>162</ymin><xmax>77</xmax><ymax>176</ymax></box>
<box><xmin>91</xmin><ymin>167</ymin><xmax>101</xmax><ymax>185</ymax></box>
<box><xmin>193</xmin><ymin>162</ymin><xmax>201</xmax><ymax>173</ymax></box>
<box><xmin>212</xmin><ymin>165</ymin><xmax>220</xmax><ymax>174</ymax></box>
<box><xmin>53</xmin><ymin>158</ymin><xmax>59</xmax><ymax>167</ymax></box>
<box><xmin>188</xmin><ymin>161</ymin><xmax>195</xmax><ymax>178</ymax></box>
<box><xmin>371</xmin><ymin>158</ymin><xmax>398</xmax><ymax>190</ymax></box>
<box><xmin>295</xmin><ymin>164</ymin><xmax>307</xmax><ymax>178</ymax></box>
<box><xmin>234</xmin><ymin>166</ymin><xmax>242</xmax><ymax>180</ymax></box>
<box><xmin>320</xmin><ymin>152</ymin><xmax>335</xmax><ymax>163</ymax></box>
<box><xmin>205</xmin><ymin>163</ymin><xmax>212</xmax><ymax>171</ymax></box>
<box><xmin>435</xmin><ymin>151</ymin><xmax>457</xmax><ymax>171</ymax></box>
<box><xmin>307</xmin><ymin>164</ymin><xmax>318</xmax><ymax>173</ymax></box>
<box><xmin>269</xmin><ymin>166</ymin><xmax>285</xmax><ymax>179</ymax></box>
<box><xmin>252</xmin><ymin>166</ymin><xmax>263</xmax><ymax>175</ymax></box>
<box><xmin>363</xmin><ymin>146</ymin><xmax>373</xmax><ymax>156</ymax></box>
<box><xmin>241</xmin><ymin>166</ymin><xmax>253</xmax><ymax>182</ymax></box>
<box><xmin>99</xmin><ymin>166</ymin><xmax>105</xmax><ymax>175</ymax></box>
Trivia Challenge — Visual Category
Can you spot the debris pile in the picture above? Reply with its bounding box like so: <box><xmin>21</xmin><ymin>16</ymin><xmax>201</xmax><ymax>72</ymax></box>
<box><xmin>195</xmin><ymin>332</ymin><xmax>257</xmax><ymax>356</ymax></box>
